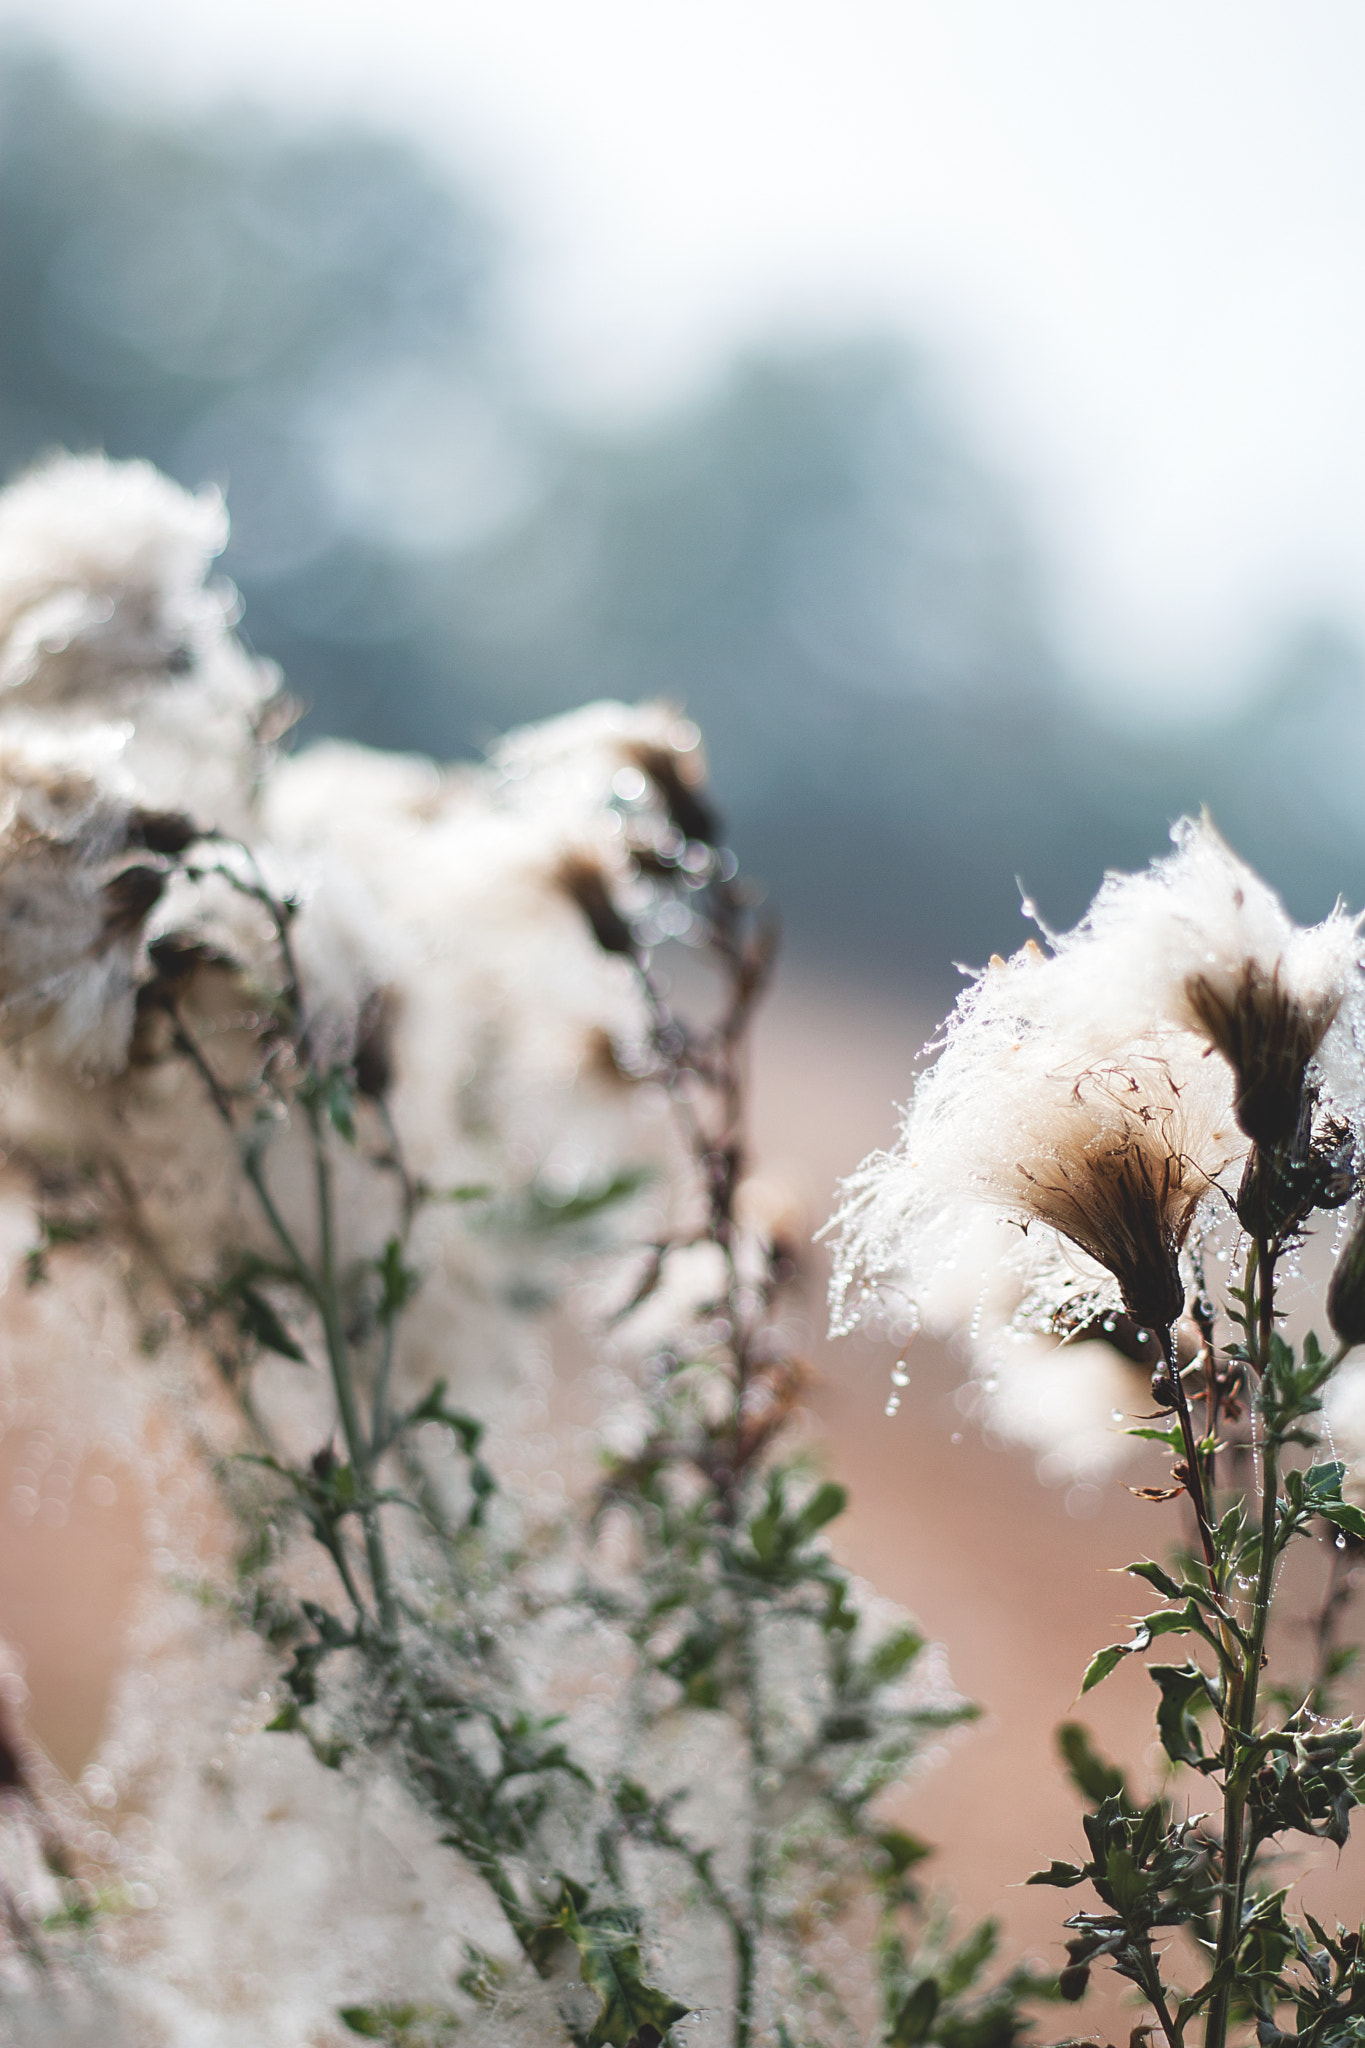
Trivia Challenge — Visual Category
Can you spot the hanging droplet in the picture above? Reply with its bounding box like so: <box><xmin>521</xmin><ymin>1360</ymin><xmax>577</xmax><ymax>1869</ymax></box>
<box><xmin>1111</xmin><ymin>1409</ymin><xmax>1124</xmax><ymax>1423</ymax></box>
<box><xmin>891</xmin><ymin>1365</ymin><xmax>909</xmax><ymax>1387</ymax></box>
<box><xmin>1337</xmin><ymin>1532</ymin><xmax>1348</xmax><ymax>1550</ymax></box>
<box><xmin>885</xmin><ymin>1395</ymin><xmax>901</xmax><ymax>1417</ymax></box>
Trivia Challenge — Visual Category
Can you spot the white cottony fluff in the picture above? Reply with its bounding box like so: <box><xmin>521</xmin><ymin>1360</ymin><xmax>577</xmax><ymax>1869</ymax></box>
<box><xmin>0</xmin><ymin>457</ymin><xmax>225</xmax><ymax>713</ymax></box>
<box><xmin>1043</xmin><ymin>815</ymin><xmax>1365</xmax><ymax>1144</ymax></box>
<box><xmin>1048</xmin><ymin>816</ymin><xmax>1356</xmax><ymax>1045</ymax></box>
<box><xmin>0</xmin><ymin>728</ymin><xmax>167</xmax><ymax>1072</ymax></box>
<box><xmin>828</xmin><ymin>941</ymin><xmax>1245</xmax><ymax>1338</ymax></box>
<box><xmin>828</xmin><ymin>815</ymin><xmax>1365</xmax><ymax>1476</ymax></box>
<box><xmin>0</xmin><ymin>454</ymin><xmax>281</xmax><ymax>836</ymax></box>
<box><xmin>0</xmin><ymin>453</ymin><xmax>741</xmax><ymax>2037</ymax></box>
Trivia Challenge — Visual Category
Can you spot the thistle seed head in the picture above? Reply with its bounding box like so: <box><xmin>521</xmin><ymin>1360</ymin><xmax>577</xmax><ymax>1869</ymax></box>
<box><xmin>1185</xmin><ymin>957</ymin><xmax>1342</xmax><ymax>1146</ymax></box>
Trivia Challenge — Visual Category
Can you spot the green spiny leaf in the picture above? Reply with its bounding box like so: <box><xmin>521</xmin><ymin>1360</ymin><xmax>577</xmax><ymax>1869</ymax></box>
<box><xmin>1150</xmin><ymin>1662</ymin><xmax>1214</xmax><ymax>1769</ymax></box>
<box><xmin>890</xmin><ymin>1978</ymin><xmax>940</xmax><ymax>2045</ymax></box>
<box><xmin>875</xmin><ymin>1827</ymin><xmax>933</xmax><ymax>1877</ymax></box>
<box><xmin>1081</xmin><ymin>1642</ymin><xmax>1129</xmax><ymax>1694</ymax></box>
<box><xmin>234</xmin><ymin>1281</ymin><xmax>307</xmax><ymax>1362</ymax></box>
<box><xmin>863</xmin><ymin>1625</ymin><xmax>925</xmax><ymax>1686</ymax></box>
<box><xmin>324</xmin><ymin>1068</ymin><xmax>357</xmax><ymax>1144</ymax></box>
<box><xmin>1025</xmin><ymin>1859</ymin><xmax>1087</xmax><ymax>1888</ymax></box>
<box><xmin>1127</xmin><ymin>1559</ymin><xmax>1182</xmax><ymax>1599</ymax></box>
<box><xmin>1057</xmin><ymin>1722</ymin><xmax>1128</xmax><ymax>1807</ymax></box>
<box><xmin>789</xmin><ymin>1480</ymin><xmax>848</xmax><ymax>1544</ymax></box>
<box><xmin>556</xmin><ymin>1888</ymin><xmax>688</xmax><ymax>2048</ymax></box>
<box><xmin>940</xmin><ymin>1917</ymin><xmax>998</xmax><ymax>1998</ymax></box>
<box><xmin>377</xmin><ymin>1237</ymin><xmax>419</xmax><ymax>1322</ymax></box>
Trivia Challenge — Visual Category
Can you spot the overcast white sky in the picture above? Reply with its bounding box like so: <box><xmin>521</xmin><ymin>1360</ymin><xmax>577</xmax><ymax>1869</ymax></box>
<box><xmin>4</xmin><ymin>0</ymin><xmax>1365</xmax><ymax>711</ymax></box>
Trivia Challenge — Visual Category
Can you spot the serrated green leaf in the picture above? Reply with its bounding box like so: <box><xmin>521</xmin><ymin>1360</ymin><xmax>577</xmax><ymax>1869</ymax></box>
<box><xmin>940</xmin><ymin>1917</ymin><xmax>998</xmax><ymax>1998</ymax></box>
<box><xmin>556</xmin><ymin>1890</ymin><xmax>688</xmax><ymax>2048</ymax></box>
<box><xmin>748</xmin><ymin>1505</ymin><xmax>781</xmax><ymax>1564</ymax></box>
<box><xmin>823</xmin><ymin>1580</ymin><xmax>859</xmax><ymax>1636</ymax></box>
<box><xmin>1081</xmin><ymin>1642</ymin><xmax>1129</xmax><ymax>1693</ymax></box>
<box><xmin>339</xmin><ymin>2011</ymin><xmax>390</xmax><ymax>2040</ymax></box>
<box><xmin>1025</xmin><ymin>1859</ymin><xmax>1088</xmax><ymax>1888</ymax></box>
<box><xmin>377</xmin><ymin>1237</ymin><xmax>419</xmax><ymax>1323</ymax></box>
<box><xmin>789</xmin><ymin>1480</ymin><xmax>848</xmax><ymax>1543</ymax></box>
<box><xmin>863</xmin><ymin>1625</ymin><xmax>925</xmax><ymax>1686</ymax></box>
<box><xmin>875</xmin><ymin>1827</ymin><xmax>933</xmax><ymax>1876</ymax></box>
<box><xmin>1134</xmin><ymin>1602</ymin><xmax>1205</xmax><ymax>1650</ymax></box>
<box><xmin>890</xmin><ymin>1978</ymin><xmax>940</xmax><ymax>2045</ymax></box>
<box><xmin>1321</xmin><ymin>1501</ymin><xmax>1365</xmax><ymax>1542</ymax></box>
<box><xmin>325</xmin><ymin>1069</ymin><xmax>357</xmax><ymax>1144</ymax></box>
<box><xmin>1057</xmin><ymin>1721</ymin><xmax>1128</xmax><ymax>1806</ymax></box>
<box><xmin>234</xmin><ymin>1281</ymin><xmax>307</xmax><ymax>1362</ymax></box>
<box><xmin>337</xmin><ymin>2005</ymin><xmax>459</xmax><ymax>2045</ymax></box>
<box><xmin>1150</xmin><ymin>1662</ymin><xmax>1213</xmax><ymax>1768</ymax></box>
<box><xmin>521</xmin><ymin>1167</ymin><xmax>653</xmax><ymax>1231</ymax></box>
<box><xmin>1268</xmin><ymin>1332</ymin><xmax>1295</xmax><ymax>1374</ymax></box>
<box><xmin>1128</xmin><ymin>1559</ymin><xmax>1183</xmax><ymax>1599</ymax></box>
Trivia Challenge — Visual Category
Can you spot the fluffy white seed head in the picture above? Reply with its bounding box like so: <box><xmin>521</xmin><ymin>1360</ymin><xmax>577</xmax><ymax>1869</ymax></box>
<box><xmin>829</xmin><ymin>936</ymin><xmax>1244</xmax><ymax>1344</ymax></box>
<box><xmin>0</xmin><ymin>730</ymin><xmax>175</xmax><ymax>1072</ymax></box>
<box><xmin>828</xmin><ymin>815</ymin><xmax>1365</xmax><ymax>1477</ymax></box>
<box><xmin>0</xmin><ymin>454</ymin><xmax>284</xmax><ymax>835</ymax></box>
<box><xmin>1050</xmin><ymin>815</ymin><xmax>1364</xmax><ymax>1144</ymax></box>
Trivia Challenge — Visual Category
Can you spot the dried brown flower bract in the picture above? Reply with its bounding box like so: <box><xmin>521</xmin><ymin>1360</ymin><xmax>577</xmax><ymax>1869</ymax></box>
<box><xmin>627</xmin><ymin>739</ymin><xmax>719</xmax><ymax>848</ymax></box>
<box><xmin>352</xmin><ymin>985</ymin><xmax>399</xmax><ymax>1101</ymax></box>
<box><xmin>1018</xmin><ymin>1069</ymin><xmax>1212</xmax><ymax>1336</ymax></box>
<box><xmin>557</xmin><ymin>850</ymin><xmax>637</xmax><ymax>957</ymax></box>
<box><xmin>1185</xmin><ymin>957</ymin><xmax>1341</xmax><ymax>1147</ymax></box>
<box><xmin>129</xmin><ymin>808</ymin><xmax>199</xmax><ymax>857</ymax></box>
<box><xmin>100</xmin><ymin>860</ymin><xmax>169</xmax><ymax>937</ymax></box>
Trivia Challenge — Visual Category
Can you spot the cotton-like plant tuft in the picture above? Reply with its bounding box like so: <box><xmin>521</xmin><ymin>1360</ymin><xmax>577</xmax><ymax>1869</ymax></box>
<box><xmin>831</xmin><ymin>816</ymin><xmax>1365</xmax><ymax>2048</ymax></box>
<box><xmin>0</xmin><ymin>455</ymin><xmax>993</xmax><ymax>2048</ymax></box>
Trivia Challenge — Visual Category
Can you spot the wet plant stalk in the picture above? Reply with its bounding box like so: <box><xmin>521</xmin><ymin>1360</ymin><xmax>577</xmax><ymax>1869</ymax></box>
<box><xmin>1204</xmin><ymin>1238</ymin><xmax>1278</xmax><ymax>2048</ymax></box>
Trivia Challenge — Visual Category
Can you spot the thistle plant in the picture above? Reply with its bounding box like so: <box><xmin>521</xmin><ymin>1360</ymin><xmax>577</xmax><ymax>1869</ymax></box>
<box><xmin>0</xmin><ymin>451</ymin><xmax>1047</xmax><ymax>2048</ymax></box>
<box><xmin>832</xmin><ymin>817</ymin><xmax>1365</xmax><ymax>2048</ymax></box>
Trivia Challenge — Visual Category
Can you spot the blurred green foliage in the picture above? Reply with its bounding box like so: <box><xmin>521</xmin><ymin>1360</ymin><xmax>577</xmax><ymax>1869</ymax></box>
<box><xmin>4</xmin><ymin>43</ymin><xmax>1364</xmax><ymax>987</ymax></box>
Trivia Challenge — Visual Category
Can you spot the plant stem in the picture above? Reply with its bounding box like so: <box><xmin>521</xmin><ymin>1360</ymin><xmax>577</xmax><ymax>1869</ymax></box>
<box><xmin>172</xmin><ymin>868</ymin><xmax>567</xmax><ymax>1986</ymax></box>
<box><xmin>1165</xmin><ymin>1330</ymin><xmax>1218</xmax><ymax>1576</ymax></box>
<box><xmin>307</xmin><ymin>1102</ymin><xmax>400</xmax><ymax>1636</ymax></box>
<box><xmin>1204</xmin><ymin>1237</ymin><xmax>1278</xmax><ymax>2048</ymax></box>
<box><xmin>734</xmin><ymin>1593</ymin><xmax>766</xmax><ymax>2048</ymax></box>
<box><xmin>1134</xmin><ymin>1938</ymin><xmax>1184</xmax><ymax>2048</ymax></box>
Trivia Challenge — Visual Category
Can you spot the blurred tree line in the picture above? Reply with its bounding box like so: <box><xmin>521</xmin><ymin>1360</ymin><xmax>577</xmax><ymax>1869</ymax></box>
<box><xmin>4</xmin><ymin>45</ymin><xmax>1362</xmax><ymax>990</ymax></box>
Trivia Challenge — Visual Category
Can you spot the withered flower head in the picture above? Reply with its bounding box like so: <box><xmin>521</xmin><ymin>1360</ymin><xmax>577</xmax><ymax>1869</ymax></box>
<box><xmin>1014</xmin><ymin>1060</ymin><xmax>1216</xmax><ymax>1334</ymax></box>
<box><xmin>557</xmin><ymin>850</ymin><xmax>636</xmax><ymax>958</ymax></box>
<box><xmin>1185</xmin><ymin>957</ymin><xmax>1342</xmax><ymax>1147</ymax></box>
<box><xmin>0</xmin><ymin>738</ymin><xmax>177</xmax><ymax>1071</ymax></box>
<box><xmin>827</xmin><ymin>930</ymin><xmax>1243</xmax><ymax>1349</ymax></box>
<box><xmin>1055</xmin><ymin>815</ymin><xmax>1362</xmax><ymax>1149</ymax></box>
<box><xmin>626</xmin><ymin>740</ymin><xmax>719</xmax><ymax>849</ymax></box>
